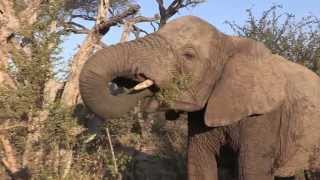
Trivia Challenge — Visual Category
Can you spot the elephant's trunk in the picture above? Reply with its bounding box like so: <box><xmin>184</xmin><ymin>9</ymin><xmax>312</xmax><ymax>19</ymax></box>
<box><xmin>79</xmin><ymin>37</ymin><xmax>156</xmax><ymax>119</ymax></box>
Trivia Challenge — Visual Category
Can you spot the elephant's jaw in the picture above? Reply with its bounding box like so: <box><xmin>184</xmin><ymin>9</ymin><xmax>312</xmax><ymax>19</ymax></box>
<box><xmin>169</xmin><ymin>99</ymin><xmax>204</xmax><ymax>112</ymax></box>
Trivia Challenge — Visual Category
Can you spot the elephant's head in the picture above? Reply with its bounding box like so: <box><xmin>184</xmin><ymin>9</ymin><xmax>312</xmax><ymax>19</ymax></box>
<box><xmin>79</xmin><ymin>16</ymin><xmax>285</xmax><ymax>126</ymax></box>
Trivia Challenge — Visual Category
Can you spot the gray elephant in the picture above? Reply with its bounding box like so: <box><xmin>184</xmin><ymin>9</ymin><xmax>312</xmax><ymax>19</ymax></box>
<box><xmin>79</xmin><ymin>16</ymin><xmax>320</xmax><ymax>180</ymax></box>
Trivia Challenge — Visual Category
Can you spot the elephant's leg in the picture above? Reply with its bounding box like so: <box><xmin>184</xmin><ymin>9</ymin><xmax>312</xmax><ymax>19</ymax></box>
<box><xmin>187</xmin><ymin>110</ymin><xmax>224</xmax><ymax>180</ymax></box>
<box><xmin>238</xmin><ymin>116</ymin><xmax>280</xmax><ymax>180</ymax></box>
<box><xmin>188</xmin><ymin>143</ymin><xmax>218</xmax><ymax>180</ymax></box>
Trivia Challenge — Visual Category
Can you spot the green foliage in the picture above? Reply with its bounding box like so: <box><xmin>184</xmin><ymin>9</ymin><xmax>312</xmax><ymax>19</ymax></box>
<box><xmin>7</xmin><ymin>126</ymin><xmax>28</xmax><ymax>157</ymax></box>
<box><xmin>156</xmin><ymin>72</ymin><xmax>192</xmax><ymax>107</ymax></box>
<box><xmin>1</xmin><ymin>0</ymin><xmax>65</xmax><ymax>116</ymax></box>
<box><xmin>0</xmin><ymin>85</ymin><xmax>35</xmax><ymax>118</ymax></box>
<box><xmin>42</xmin><ymin>103</ymin><xmax>79</xmax><ymax>150</ymax></box>
<box><xmin>226</xmin><ymin>5</ymin><xmax>320</xmax><ymax>75</ymax></box>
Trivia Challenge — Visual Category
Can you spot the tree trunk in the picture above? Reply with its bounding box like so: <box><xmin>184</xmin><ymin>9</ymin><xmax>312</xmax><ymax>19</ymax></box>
<box><xmin>58</xmin><ymin>1</ymin><xmax>110</xmax><ymax>177</ymax></box>
<box><xmin>61</xmin><ymin>31</ymin><xmax>101</xmax><ymax>106</ymax></box>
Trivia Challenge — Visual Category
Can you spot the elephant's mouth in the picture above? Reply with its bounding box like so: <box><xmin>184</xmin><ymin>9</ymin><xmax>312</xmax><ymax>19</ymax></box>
<box><xmin>110</xmin><ymin>74</ymin><xmax>203</xmax><ymax>113</ymax></box>
<box><xmin>131</xmin><ymin>74</ymin><xmax>202</xmax><ymax>111</ymax></box>
<box><xmin>109</xmin><ymin>74</ymin><xmax>159</xmax><ymax>96</ymax></box>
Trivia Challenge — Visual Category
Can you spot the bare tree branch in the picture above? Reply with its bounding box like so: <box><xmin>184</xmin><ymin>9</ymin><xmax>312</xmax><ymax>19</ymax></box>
<box><xmin>155</xmin><ymin>0</ymin><xmax>166</xmax><ymax>26</ymax></box>
<box><xmin>0</xmin><ymin>134</ymin><xmax>21</xmax><ymax>175</ymax></box>
<box><xmin>155</xmin><ymin>0</ymin><xmax>204</xmax><ymax>27</ymax></box>
<box><xmin>120</xmin><ymin>13</ymin><xmax>160</xmax><ymax>40</ymax></box>
<box><xmin>63</xmin><ymin>22</ymin><xmax>91</xmax><ymax>34</ymax></box>
<box><xmin>68</xmin><ymin>21</ymin><xmax>89</xmax><ymax>30</ymax></box>
<box><xmin>132</xmin><ymin>25</ymin><xmax>149</xmax><ymax>37</ymax></box>
<box><xmin>95</xmin><ymin>4</ymin><xmax>140</xmax><ymax>34</ymax></box>
<box><xmin>71</xmin><ymin>14</ymin><xmax>96</xmax><ymax>21</ymax></box>
<box><xmin>0</xmin><ymin>120</ymin><xmax>27</xmax><ymax>133</ymax></box>
<box><xmin>65</xmin><ymin>28</ymin><xmax>91</xmax><ymax>34</ymax></box>
<box><xmin>134</xmin><ymin>15</ymin><xmax>160</xmax><ymax>23</ymax></box>
<box><xmin>166</xmin><ymin>0</ymin><xmax>183</xmax><ymax>18</ymax></box>
<box><xmin>97</xmin><ymin>0</ymin><xmax>109</xmax><ymax>24</ymax></box>
<box><xmin>120</xmin><ymin>20</ymin><xmax>134</xmax><ymax>42</ymax></box>
<box><xmin>106</xmin><ymin>127</ymin><xmax>119</xmax><ymax>177</ymax></box>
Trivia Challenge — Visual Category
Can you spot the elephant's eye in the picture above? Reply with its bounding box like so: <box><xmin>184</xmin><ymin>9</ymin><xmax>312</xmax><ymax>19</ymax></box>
<box><xmin>183</xmin><ymin>48</ymin><xmax>196</xmax><ymax>60</ymax></box>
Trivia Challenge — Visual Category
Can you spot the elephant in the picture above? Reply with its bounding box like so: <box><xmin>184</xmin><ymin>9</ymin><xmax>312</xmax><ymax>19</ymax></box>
<box><xmin>79</xmin><ymin>16</ymin><xmax>320</xmax><ymax>180</ymax></box>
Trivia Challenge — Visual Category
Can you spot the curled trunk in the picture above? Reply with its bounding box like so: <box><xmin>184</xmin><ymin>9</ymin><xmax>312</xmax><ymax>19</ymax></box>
<box><xmin>79</xmin><ymin>41</ymin><xmax>152</xmax><ymax>119</ymax></box>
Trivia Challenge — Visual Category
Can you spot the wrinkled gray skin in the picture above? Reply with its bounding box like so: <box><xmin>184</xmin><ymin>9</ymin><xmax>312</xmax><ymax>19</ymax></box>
<box><xmin>79</xmin><ymin>16</ymin><xmax>320</xmax><ymax>180</ymax></box>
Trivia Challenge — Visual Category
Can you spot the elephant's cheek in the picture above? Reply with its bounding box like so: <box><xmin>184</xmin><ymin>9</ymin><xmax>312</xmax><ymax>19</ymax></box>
<box><xmin>172</xmin><ymin>86</ymin><xmax>211</xmax><ymax>112</ymax></box>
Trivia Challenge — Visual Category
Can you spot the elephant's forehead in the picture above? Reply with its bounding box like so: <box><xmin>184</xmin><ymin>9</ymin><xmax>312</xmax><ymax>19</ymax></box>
<box><xmin>158</xmin><ymin>16</ymin><xmax>220</xmax><ymax>46</ymax></box>
<box><xmin>160</xmin><ymin>16</ymin><xmax>217</xmax><ymax>38</ymax></box>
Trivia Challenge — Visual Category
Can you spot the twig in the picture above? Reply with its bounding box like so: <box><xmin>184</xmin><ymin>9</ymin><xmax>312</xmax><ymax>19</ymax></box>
<box><xmin>132</xmin><ymin>25</ymin><xmax>149</xmax><ymax>38</ymax></box>
<box><xmin>106</xmin><ymin>127</ymin><xmax>119</xmax><ymax>176</ymax></box>
<box><xmin>134</xmin><ymin>15</ymin><xmax>160</xmax><ymax>23</ymax></box>
<box><xmin>63</xmin><ymin>22</ymin><xmax>91</xmax><ymax>34</ymax></box>
<box><xmin>0</xmin><ymin>123</ymin><xmax>27</xmax><ymax>132</ymax></box>
<box><xmin>120</xmin><ymin>14</ymin><xmax>159</xmax><ymax>40</ymax></box>
<box><xmin>71</xmin><ymin>14</ymin><xmax>96</xmax><ymax>21</ymax></box>
<box><xmin>120</xmin><ymin>20</ymin><xmax>134</xmax><ymax>42</ymax></box>
<box><xmin>155</xmin><ymin>0</ymin><xmax>204</xmax><ymax>27</ymax></box>
<box><xmin>67</xmin><ymin>21</ymin><xmax>89</xmax><ymax>30</ymax></box>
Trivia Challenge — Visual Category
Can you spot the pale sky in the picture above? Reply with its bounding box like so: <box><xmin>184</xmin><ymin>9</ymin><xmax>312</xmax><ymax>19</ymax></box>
<box><xmin>60</xmin><ymin>0</ymin><xmax>320</xmax><ymax>66</ymax></box>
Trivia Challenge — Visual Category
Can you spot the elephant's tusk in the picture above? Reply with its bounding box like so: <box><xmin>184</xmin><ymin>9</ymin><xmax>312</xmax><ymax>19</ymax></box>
<box><xmin>134</xmin><ymin>79</ymin><xmax>154</xmax><ymax>90</ymax></box>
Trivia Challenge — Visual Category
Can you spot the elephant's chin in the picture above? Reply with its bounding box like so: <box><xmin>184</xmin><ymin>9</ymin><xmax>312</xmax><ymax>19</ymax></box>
<box><xmin>155</xmin><ymin>88</ymin><xmax>204</xmax><ymax>112</ymax></box>
<box><xmin>170</xmin><ymin>97</ymin><xmax>204</xmax><ymax>112</ymax></box>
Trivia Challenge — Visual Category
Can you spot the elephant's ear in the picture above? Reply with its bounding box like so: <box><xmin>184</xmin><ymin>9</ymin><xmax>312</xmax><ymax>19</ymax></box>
<box><xmin>204</xmin><ymin>41</ymin><xmax>286</xmax><ymax>127</ymax></box>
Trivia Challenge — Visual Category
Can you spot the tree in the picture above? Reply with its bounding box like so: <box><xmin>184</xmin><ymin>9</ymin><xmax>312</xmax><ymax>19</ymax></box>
<box><xmin>226</xmin><ymin>5</ymin><xmax>320</xmax><ymax>75</ymax></box>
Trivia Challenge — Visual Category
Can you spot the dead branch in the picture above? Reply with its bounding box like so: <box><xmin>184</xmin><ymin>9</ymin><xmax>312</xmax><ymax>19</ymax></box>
<box><xmin>155</xmin><ymin>0</ymin><xmax>203</xmax><ymax>27</ymax></box>
<box><xmin>63</xmin><ymin>22</ymin><xmax>91</xmax><ymax>34</ymax></box>
<box><xmin>0</xmin><ymin>134</ymin><xmax>21</xmax><ymax>175</ymax></box>
<box><xmin>155</xmin><ymin>0</ymin><xmax>167</xmax><ymax>26</ymax></box>
<box><xmin>95</xmin><ymin>4</ymin><xmax>140</xmax><ymax>34</ymax></box>
<box><xmin>0</xmin><ymin>121</ymin><xmax>27</xmax><ymax>133</ymax></box>
<box><xmin>97</xmin><ymin>0</ymin><xmax>109</xmax><ymax>24</ymax></box>
<box><xmin>68</xmin><ymin>22</ymin><xmax>89</xmax><ymax>30</ymax></box>
<box><xmin>134</xmin><ymin>15</ymin><xmax>160</xmax><ymax>23</ymax></box>
<box><xmin>120</xmin><ymin>20</ymin><xmax>134</xmax><ymax>42</ymax></box>
<box><xmin>120</xmin><ymin>14</ymin><xmax>159</xmax><ymax>40</ymax></box>
<box><xmin>132</xmin><ymin>25</ymin><xmax>149</xmax><ymax>38</ymax></box>
<box><xmin>166</xmin><ymin>0</ymin><xmax>183</xmax><ymax>17</ymax></box>
<box><xmin>106</xmin><ymin>127</ymin><xmax>119</xmax><ymax>176</ymax></box>
<box><xmin>71</xmin><ymin>14</ymin><xmax>96</xmax><ymax>21</ymax></box>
